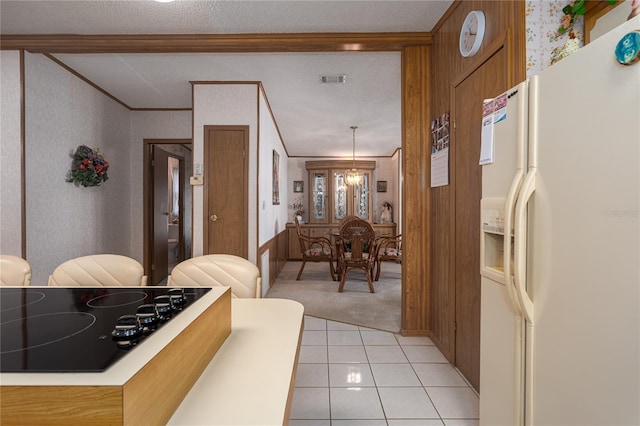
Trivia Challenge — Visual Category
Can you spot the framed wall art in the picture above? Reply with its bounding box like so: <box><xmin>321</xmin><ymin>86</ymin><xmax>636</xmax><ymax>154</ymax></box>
<box><xmin>293</xmin><ymin>180</ymin><xmax>303</xmax><ymax>193</ymax></box>
<box><xmin>377</xmin><ymin>180</ymin><xmax>387</xmax><ymax>192</ymax></box>
<box><xmin>272</xmin><ymin>150</ymin><xmax>280</xmax><ymax>205</ymax></box>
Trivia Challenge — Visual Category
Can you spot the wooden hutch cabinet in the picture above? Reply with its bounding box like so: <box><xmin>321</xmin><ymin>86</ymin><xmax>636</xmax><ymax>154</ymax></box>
<box><xmin>306</xmin><ymin>160</ymin><xmax>375</xmax><ymax>224</ymax></box>
<box><xmin>286</xmin><ymin>160</ymin><xmax>396</xmax><ymax>260</ymax></box>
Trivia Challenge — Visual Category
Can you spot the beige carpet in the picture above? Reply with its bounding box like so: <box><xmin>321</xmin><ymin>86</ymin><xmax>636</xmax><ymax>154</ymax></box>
<box><xmin>265</xmin><ymin>260</ymin><xmax>401</xmax><ymax>332</ymax></box>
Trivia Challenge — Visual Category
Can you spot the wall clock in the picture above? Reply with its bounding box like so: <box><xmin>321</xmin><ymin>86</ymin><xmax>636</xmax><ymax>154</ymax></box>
<box><xmin>459</xmin><ymin>10</ymin><xmax>486</xmax><ymax>57</ymax></box>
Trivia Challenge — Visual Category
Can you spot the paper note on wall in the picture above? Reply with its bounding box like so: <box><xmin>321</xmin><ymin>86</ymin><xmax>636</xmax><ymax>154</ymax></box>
<box><xmin>431</xmin><ymin>147</ymin><xmax>449</xmax><ymax>187</ymax></box>
<box><xmin>479</xmin><ymin>99</ymin><xmax>495</xmax><ymax>165</ymax></box>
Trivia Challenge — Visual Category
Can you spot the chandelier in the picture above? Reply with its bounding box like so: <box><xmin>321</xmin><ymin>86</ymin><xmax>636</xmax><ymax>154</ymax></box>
<box><xmin>345</xmin><ymin>126</ymin><xmax>363</xmax><ymax>186</ymax></box>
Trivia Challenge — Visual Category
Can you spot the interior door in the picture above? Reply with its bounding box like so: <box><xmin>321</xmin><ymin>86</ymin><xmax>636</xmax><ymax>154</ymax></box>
<box><xmin>204</xmin><ymin>126</ymin><xmax>248</xmax><ymax>258</ymax></box>
<box><xmin>452</xmin><ymin>46</ymin><xmax>507</xmax><ymax>391</ymax></box>
<box><xmin>152</xmin><ymin>146</ymin><xmax>170</xmax><ymax>285</ymax></box>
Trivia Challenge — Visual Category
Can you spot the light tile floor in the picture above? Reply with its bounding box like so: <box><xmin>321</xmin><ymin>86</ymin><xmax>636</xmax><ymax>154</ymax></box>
<box><xmin>290</xmin><ymin>316</ymin><xmax>479</xmax><ymax>426</ymax></box>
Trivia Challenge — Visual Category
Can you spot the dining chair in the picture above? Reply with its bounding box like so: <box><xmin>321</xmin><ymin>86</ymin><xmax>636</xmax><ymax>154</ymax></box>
<box><xmin>336</xmin><ymin>218</ymin><xmax>377</xmax><ymax>293</ymax></box>
<box><xmin>48</xmin><ymin>254</ymin><xmax>147</xmax><ymax>286</ymax></box>
<box><xmin>374</xmin><ymin>234</ymin><xmax>402</xmax><ymax>281</ymax></box>
<box><xmin>295</xmin><ymin>217</ymin><xmax>337</xmax><ymax>281</ymax></box>
<box><xmin>167</xmin><ymin>254</ymin><xmax>261</xmax><ymax>298</ymax></box>
<box><xmin>338</xmin><ymin>215</ymin><xmax>360</xmax><ymax>230</ymax></box>
<box><xmin>0</xmin><ymin>255</ymin><xmax>32</xmax><ymax>286</ymax></box>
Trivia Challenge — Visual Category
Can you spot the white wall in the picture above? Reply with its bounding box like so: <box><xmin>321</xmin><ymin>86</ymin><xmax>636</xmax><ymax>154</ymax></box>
<box><xmin>192</xmin><ymin>84</ymin><xmax>259</xmax><ymax>262</ymax></box>
<box><xmin>23</xmin><ymin>53</ymin><xmax>133</xmax><ymax>284</ymax></box>
<box><xmin>258</xmin><ymin>90</ymin><xmax>288</xmax><ymax>246</ymax></box>
<box><xmin>191</xmin><ymin>84</ymin><xmax>286</xmax><ymax>259</ymax></box>
<box><xmin>4</xmin><ymin>52</ymin><xmax>397</xmax><ymax>286</ymax></box>
<box><xmin>372</xmin><ymin>156</ymin><xmax>398</xmax><ymax>224</ymax></box>
<box><xmin>287</xmin><ymin>158</ymin><xmax>308</xmax><ymax>223</ymax></box>
<box><xmin>1</xmin><ymin>55</ymin><xmax>314</xmax><ymax>280</ymax></box>
<box><xmin>0</xmin><ymin>53</ymin><xmax>193</xmax><ymax>282</ymax></box>
<box><xmin>0</xmin><ymin>51</ymin><xmax>22</xmax><ymax>256</ymax></box>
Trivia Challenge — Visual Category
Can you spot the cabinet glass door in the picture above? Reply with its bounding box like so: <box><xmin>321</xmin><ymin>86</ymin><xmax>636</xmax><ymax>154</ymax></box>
<box><xmin>311</xmin><ymin>171</ymin><xmax>327</xmax><ymax>222</ymax></box>
<box><xmin>355</xmin><ymin>173</ymin><xmax>370</xmax><ymax>220</ymax></box>
<box><xmin>333</xmin><ymin>172</ymin><xmax>348</xmax><ymax>221</ymax></box>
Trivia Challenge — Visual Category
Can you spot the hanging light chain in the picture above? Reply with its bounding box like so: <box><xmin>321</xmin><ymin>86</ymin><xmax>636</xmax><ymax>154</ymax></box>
<box><xmin>351</xmin><ymin>125</ymin><xmax>357</xmax><ymax>170</ymax></box>
<box><xmin>346</xmin><ymin>125</ymin><xmax>362</xmax><ymax>185</ymax></box>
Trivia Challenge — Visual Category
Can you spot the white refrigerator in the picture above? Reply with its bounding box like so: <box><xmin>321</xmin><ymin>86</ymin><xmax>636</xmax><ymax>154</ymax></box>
<box><xmin>479</xmin><ymin>16</ymin><xmax>640</xmax><ymax>426</ymax></box>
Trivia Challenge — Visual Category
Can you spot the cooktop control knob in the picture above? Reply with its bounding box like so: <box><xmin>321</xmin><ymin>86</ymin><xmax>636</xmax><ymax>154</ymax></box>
<box><xmin>153</xmin><ymin>295</ymin><xmax>173</xmax><ymax>320</ymax></box>
<box><xmin>136</xmin><ymin>303</ymin><xmax>160</xmax><ymax>330</ymax></box>
<box><xmin>112</xmin><ymin>314</ymin><xmax>143</xmax><ymax>339</ymax></box>
<box><xmin>167</xmin><ymin>288</ymin><xmax>186</xmax><ymax>309</ymax></box>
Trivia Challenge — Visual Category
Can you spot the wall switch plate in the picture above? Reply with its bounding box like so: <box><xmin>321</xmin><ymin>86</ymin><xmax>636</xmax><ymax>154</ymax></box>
<box><xmin>190</xmin><ymin>176</ymin><xmax>204</xmax><ymax>185</ymax></box>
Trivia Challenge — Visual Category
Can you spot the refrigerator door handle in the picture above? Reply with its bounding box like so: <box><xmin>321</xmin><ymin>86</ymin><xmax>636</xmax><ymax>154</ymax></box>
<box><xmin>503</xmin><ymin>168</ymin><xmax>524</xmax><ymax>316</ymax></box>
<box><xmin>514</xmin><ymin>169</ymin><xmax>536</xmax><ymax>325</ymax></box>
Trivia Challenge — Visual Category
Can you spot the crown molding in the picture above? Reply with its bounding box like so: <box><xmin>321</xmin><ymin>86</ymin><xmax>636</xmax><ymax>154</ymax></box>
<box><xmin>0</xmin><ymin>32</ymin><xmax>433</xmax><ymax>53</ymax></box>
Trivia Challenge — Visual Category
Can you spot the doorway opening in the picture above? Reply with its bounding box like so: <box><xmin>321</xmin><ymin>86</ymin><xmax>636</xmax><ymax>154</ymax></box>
<box><xmin>144</xmin><ymin>139</ymin><xmax>193</xmax><ymax>285</ymax></box>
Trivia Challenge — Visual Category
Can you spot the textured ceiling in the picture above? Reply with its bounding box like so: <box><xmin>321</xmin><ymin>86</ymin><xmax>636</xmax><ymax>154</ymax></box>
<box><xmin>0</xmin><ymin>0</ymin><xmax>453</xmax><ymax>157</ymax></box>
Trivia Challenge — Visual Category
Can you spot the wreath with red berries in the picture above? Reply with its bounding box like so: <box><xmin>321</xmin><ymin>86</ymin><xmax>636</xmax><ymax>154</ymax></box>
<box><xmin>66</xmin><ymin>145</ymin><xmax>109</xmax><ymax>187</ymax></box>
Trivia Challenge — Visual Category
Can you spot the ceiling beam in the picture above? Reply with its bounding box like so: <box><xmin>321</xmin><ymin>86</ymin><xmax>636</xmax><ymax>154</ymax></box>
<box><xmin>0</xmin><ymin>32</ymin><xmax>433</xmax><ymax>53</ymax></box>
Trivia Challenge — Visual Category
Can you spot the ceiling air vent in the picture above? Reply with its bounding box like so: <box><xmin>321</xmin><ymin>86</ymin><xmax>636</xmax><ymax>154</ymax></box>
<box><xmin>320</xmin><ymin>74</ymin><xmax>346</xmax><ymax>84</ymax></box>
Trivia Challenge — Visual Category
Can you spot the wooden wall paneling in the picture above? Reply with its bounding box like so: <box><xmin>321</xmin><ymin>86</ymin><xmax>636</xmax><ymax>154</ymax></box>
<box><xmin>401</xmin><ymin>45</ymin><xmax>430</xmax><ymax>335</ymax></box>
<box><xmin>257</xmin><ymin>229</ymin><xmax>287</xmax><ymax>289</ymax></box>
<box><xmin>429</xmin><ymin>2</ymin><xmax>459</xmax><ymax>362</ymax></box>
<box><xmin>428</xmin><ymin>0</ymin><xmax>526</xmax><ymax>385</ymax></box>
<box><xmin>419</xmin><ymin>45</ymin><xmax>432</xmax><ymax>336</ymax></box>
<box><xmin>277</xmin><ymin>230</ymin><xmax>287</xmax><ymax>273</ymax></box>
<box><xmin>269</xmin><ymin>235</ymin><xmax>278</xmax><ymax>287</ymax></box>
<box><xmin>451</xmin><ymin>41</ymin><xmax>508</xmax><ymax>392</ymax></box>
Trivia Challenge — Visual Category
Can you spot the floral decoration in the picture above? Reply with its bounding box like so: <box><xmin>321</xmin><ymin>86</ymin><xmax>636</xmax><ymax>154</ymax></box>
<box><xmin>550</xmin><ymin>29</ymin><xmax>580</xmax><ymax>64</ymax></box>
<box><xmin>66</xmin><ymin>145</ymin><xmax>109</xmax><ymax>187</ymax></box>
<box><xmin>558</xmin><ymin>0</ymin><xmax>617</xmax><ymax>34</ymax></box>
<box><xmin>289</xmin><ymin>195</ymin><xmax>305</xmax><ymax>217</ymax></box>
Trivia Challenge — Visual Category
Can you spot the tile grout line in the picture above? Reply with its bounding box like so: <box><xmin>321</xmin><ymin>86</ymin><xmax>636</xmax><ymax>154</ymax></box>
<box><xmin>297</xmin><ymin>316</ymin><xmax>478</xmax><ymax>424</ymax></box>
<box><xmin>360</xmin><ymin>326</ymin><xmax>390</xmax><ymax>423</ymax></box>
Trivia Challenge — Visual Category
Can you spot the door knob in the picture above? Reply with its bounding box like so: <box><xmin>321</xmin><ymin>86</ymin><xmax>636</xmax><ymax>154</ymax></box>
<box><xmin>210</xmin><ymin>214</ymin><xmax>218</xmax><ymax>222</ymax></box>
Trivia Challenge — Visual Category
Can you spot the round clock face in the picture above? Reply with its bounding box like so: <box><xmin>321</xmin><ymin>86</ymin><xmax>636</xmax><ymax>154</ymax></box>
<box><xmin>460</xmin><ymin>11</ymin><xmax>486</xmax><ymax>57</ymax></box>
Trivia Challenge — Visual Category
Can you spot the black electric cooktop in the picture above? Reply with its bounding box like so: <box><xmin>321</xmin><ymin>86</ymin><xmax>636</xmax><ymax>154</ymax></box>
<box><xmin>0</xmin><ymin>287</ymin><xmax>211</xmax><ymax>373</ymax></box>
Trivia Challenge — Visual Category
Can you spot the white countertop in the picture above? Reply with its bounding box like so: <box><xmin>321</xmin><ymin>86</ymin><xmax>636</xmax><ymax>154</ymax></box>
<box><xmin>168</xmin><ymin>298</ymin><xmax>304</xmax><ymax>426</ymax></box>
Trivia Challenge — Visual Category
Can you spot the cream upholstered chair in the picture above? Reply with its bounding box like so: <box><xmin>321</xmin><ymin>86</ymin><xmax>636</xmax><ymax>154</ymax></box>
<box><xmin>167</xmin><ymin>254</ymin><xmax>261</xmax><ymax>298</ymax></box>
<box><xmin>0</xmin><ymin>255</ymin><xmax>32</xmax><ymax>286</ymax></box>
<box><xmin>48</xmin><ymin>254</ymin><xmax>147</xmax><ymax>286</ymax></box>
